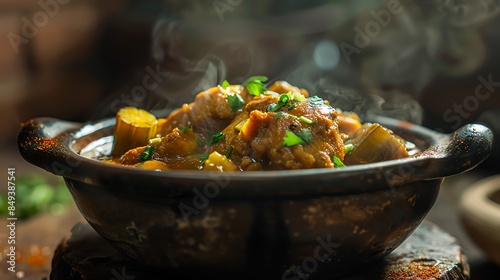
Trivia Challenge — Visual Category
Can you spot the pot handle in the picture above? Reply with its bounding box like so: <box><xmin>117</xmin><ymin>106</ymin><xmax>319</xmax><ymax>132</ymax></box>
<box><xmin>424</xmin><ymin>124</ymin><xmax>493</xmax><ymax>176</ymax></box>
<box><xmin>17</xmin><ymin>117</ymin><xmax>83</xmax><ymax>175</ymax></box>
<box><xmin>385</xmin><ymin>123</ymin><xmax>493</xmax><ymax>186</ymax></box>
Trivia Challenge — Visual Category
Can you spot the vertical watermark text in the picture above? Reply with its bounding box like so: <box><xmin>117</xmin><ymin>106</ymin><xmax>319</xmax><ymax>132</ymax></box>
<box><xmin>6</xmin><ymin>168</ymin><xmax>17</xmax><ymax>273</ymax></box>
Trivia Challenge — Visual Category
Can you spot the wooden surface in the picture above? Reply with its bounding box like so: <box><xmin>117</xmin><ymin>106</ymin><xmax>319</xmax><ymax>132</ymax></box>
<box><xmin>47</xmin><ymin>220</ymin><xmax>469</xmax><ymax>280</ymax></box>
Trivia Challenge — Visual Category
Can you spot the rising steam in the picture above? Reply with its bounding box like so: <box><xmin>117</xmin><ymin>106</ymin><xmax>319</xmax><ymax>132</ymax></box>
<box><xmin>142</xmin><ymin>0</ymin><xmax>496</xmax><ymax>126</ymax></box>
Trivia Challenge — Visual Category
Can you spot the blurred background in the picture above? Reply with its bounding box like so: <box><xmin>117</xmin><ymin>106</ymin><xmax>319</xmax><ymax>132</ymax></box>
<box><xmin>0</xmin><ymin>0</ymin><xmax>499</xmax><ymax>278</ymax></box>
<box><xmin>1</xmin><ymin>0</ymin><xmax>499</xmax><ymax>161</ymax></box>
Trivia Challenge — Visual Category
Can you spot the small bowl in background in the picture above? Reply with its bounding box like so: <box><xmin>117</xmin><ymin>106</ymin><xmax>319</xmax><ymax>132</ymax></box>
<box><xmin>459</xmin><ymin>175</ymin><xmax>500</xmax><ymax>266</ymax></box>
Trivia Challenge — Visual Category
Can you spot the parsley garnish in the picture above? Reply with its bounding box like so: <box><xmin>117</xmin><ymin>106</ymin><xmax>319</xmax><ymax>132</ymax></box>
<box><xmin>210</xmin><ymin>132</ymin><xmax>226</xmax><ymax>144</ymax></box>
<box><xmin>195</xmin><ymin>137</ymin><xmax>206</xmax><ymax>147</ymax></box>
<box><xmin>227</xmin><ymin>93</ymin><xmax>245</xmax><ymax>112</ymax></box>
<box><xmin>333</xmin><ymin>156</ymin><xmax>346</xmax><ymax>167</ymax></box>
<box><xmin>308</xmin><ymin>96</ymin><xmax>329</xmax><ymax>107</ymax></box>
<box><xmin>221</xmin><ymin>80</ymin><xmax>230</xmax><ymax>88</ymax></box>
<box><xmin>274</xmin><ymin>112</ymin><xmax>286</xmax><ymax>119</ymax></box>
<box><xmin>283</xmin><ymin>128</ymin><xmax>313</xmax><ymax>147</ymax></box>
<box><xmin>180</xmin><ymin>124</ymin><xmax>192</xmax><ymax>133</ymax></box>
<box><xmin>296</xmin><ymin>128</ymin><xmax>313</xmax><ymax>144</ymax></box>
<box><xmin>139</xmin><ymin>145</ymin><xmax>154</xmax><ymax>161</ymax></box>
<box><xmin>289</xmin><ymin>91</ymin><xmax>306</xmax><ymax>101</ymax></box>
<box><xmin>298</xmin><ymin>116</ymin><xmax>313</xmax><ymax>124</ymax></box>
<box><xmin>243</xmin><ymin>76</ymin><xmax>268</xmax><ymax>96</ymax></box>
<box><xmin>225</xmin><ymin>146</ymin><xmax>234</xmax><ymax>158</ymax></box>
<box><xmin>198</xmin><ymin>154</ymin><xmax>209</xmax><ymax>163</ymax></box>
<box><xmin>283</xmin><ymin>130</ymin><xmax>304</xmax><ymax>146</ymax></box>
<box><xmin>268</xmin><ymin>93</ymin><xmax>290</xmax><ymax>112</ymax></box>
<box><xmin>344</xmin><ymin>144</ymin><xmax>354</xmax><ymax>154</ymax></box>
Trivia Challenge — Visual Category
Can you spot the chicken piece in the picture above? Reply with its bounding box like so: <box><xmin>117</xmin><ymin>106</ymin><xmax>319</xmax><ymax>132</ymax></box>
<box><xmin>152</xmin><ymin>128</ymin><xmax>199</xmax><ymax>160</ymax></box>
<box><xmin>158</xmin><ymin>84</ymin><xmax>251</xmax><ymax>136</ymax></box>
<box><xmin>267</xmin><ymin>80</ymin><xmax>309</xmax><ymax>97</ymax></box>
<box><xmin>214</xmin><ymin>94</ymin><xmax>345</xmax><ymax>170</ymax></box>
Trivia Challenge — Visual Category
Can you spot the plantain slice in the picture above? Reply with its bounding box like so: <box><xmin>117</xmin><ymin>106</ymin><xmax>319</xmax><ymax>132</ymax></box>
<box><xmin>343</xmin><ymin>123</ymin><xmax>409</xmax><ymax>165</ymax></box>
<box><xmin>111</xmin><ymin>107</ymin><xmax>158</xmax><ymax>157</ymax></box>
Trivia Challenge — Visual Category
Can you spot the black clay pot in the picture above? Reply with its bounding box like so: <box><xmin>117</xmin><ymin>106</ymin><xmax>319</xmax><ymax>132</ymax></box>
<box><xmin>17</xmin><ymin>115</ymin><xmax>493</xmax><ymax>279</ymax></box>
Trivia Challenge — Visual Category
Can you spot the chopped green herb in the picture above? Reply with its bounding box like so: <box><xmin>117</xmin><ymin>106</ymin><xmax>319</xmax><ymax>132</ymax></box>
<box><xmin>298</xmin><ymin>116</ymin><xmax>313</xmax><ymax>124</ymax></box>
<box><xmin>308</xmin><ymin>95</ymin><xmax>330</xmax><ymax>107</ymax></box>
<box><xmin>225</xmin><ymin>146</ymin><xmax>234</xmax><ymax>158</ymax></box>
<box><xmin>243</xmin><ymin>76</ymin><xmax>268</xmax><ymax>96</ymax></box>
<box><xmin>274</xmin><ymin>112</ymin><xmax>286</xmax><ymax>119</ymax></box>
<box><xmin>210</xmin><ymin>132</ymin><xmax>226</xmax><ymax>144</ymax></box>
<box><xmin>268</xmin><ymin>93</ymin><xmax>291</xmax><ymax>112</ymax></box>
<box><xmin>227</xmin><ymin>93</ymin><xmax>246</xmax><ymax>112</ymax></box>
<box><xmin>244</xmin><ymin>75</ymin><xmax>268</xmax><ymax>83</ymax></box>
<box><xmin>283</xmin><ymin>130</ymin><xmax>305</xmax><ymax>146</ymax></box>
<box><xmin>296</xmin><ymin>128</ymin><xmax>313</xmax><ymax>144</ymax></box>
<box><xmin>287</xmin><ymin>102</ymin><xmax>296</xmax><ymax>111</ymax></box>
<box><xmin>180</xmin><ymin>124</ymin><xmax>192</xmax><ymax>133</ymax></box>
<box><xmin>221</xmin><ymin>80</ymin><xmax>230</xmax><ymax>88</ymax></box>
<box><xmin>195</xmin><ymin>137</ymin><xmax>206</xmax><ymax>147</ymax></box>
<box><xmin>149</xmin><ymin>137</ymin><xmax>162</xmax><ymax>144</ymax></box>
<box><xmin>289</xmin><ymin>92</ymin><xmax>306</xmax><ymax>101</ymax></box>
<box><xmin>333</xmin><ymin>156</ymin><xmax>346</xmax><ymax>167</ymax></box>
<box><xmin>267</xmin><ymin>104</ymin><xmax>277</xmax><ymax>112</ymax></box>
<box><xmin>139</xmin><ymin>145</ymin><xmax>154</xmax><ymax>161</ymax></box>
<box><xmin>283</xmin><ymin>128</ymin><xmax>313</xmax><ymax>146</ymax></box>
<box><xmin>280</xmin><ymin>93</ymin><xmax>290</xmax><ymax>102</ymax></box>
<box><xmin>344</xmin><ymin>144</ymin><xmax>354</xmax><ymax>154</ymax></box>
<box><xmin>198</xmin><ymin>154</ymin><xmax>209</xmax><ymax>162</ymax></box>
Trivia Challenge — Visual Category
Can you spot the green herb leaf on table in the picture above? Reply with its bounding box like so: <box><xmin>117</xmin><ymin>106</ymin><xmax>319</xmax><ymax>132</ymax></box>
<box><xmin>0</xmin><ymin>174</ymin><xmax>72</xmax><ymax>220</ymax></box>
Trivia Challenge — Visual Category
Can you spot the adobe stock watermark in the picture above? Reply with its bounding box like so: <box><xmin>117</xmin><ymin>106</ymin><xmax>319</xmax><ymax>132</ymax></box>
<box><xmin>7</xmin><ymin>0</ymin><xmax>71</xmax><ymax>54</ymax></box>
<box><xmin>383</xmin><ymin>159</ymin><xmax>426</xmax><ymax>189</ymax></box>
<box><xmin>110</xmin><ymin>64</ymin><xmax>169</xmax><ymax>113</ymax></box>
<box><xmin>281</xmin><ymin>235</ymin><xmax>340</xmax><ymax>280</ymax></box>
<box><xmin>340</xmin><ymin>0</ymin><xmax>407</xmax><ymax>64</ymax></box>
<box><xmin>213</xmin><ymin>0</ymin><xmax>243</xmax><ymax>22</ymax></box>
<box><xmin>110</xmin><ymin>267</ymin><xmax>135</xmax><ymax>280</ymax></box>
<box><xmin>434</xmin><ymin>0</ymin><xmax>500</xmax><ymax>26</ymax></box>
<box><xmin>440</xmin><ymin>74</ymin><xmax>498</xmax><ymax>131</ymax></box>
<box><xmin>178</xmin><ymin>172</ymin><xmax>230</xmax><ymax>223</ymax></box>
